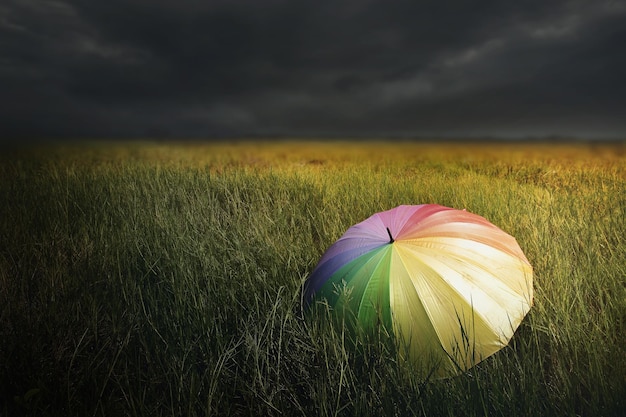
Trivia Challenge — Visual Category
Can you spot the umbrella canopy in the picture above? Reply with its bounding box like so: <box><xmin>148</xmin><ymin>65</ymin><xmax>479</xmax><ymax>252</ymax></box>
<box><xmin>304</xmin><ymin>204</ymin><xmax>533</xmax><ymax>377</ymax></box>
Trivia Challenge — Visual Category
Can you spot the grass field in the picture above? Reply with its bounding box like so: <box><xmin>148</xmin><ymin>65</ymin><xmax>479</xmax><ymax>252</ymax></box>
<box><xmin>1</xmin><ymin>140</ymin><xmax>625</xmax><ymax>416</ymax></box>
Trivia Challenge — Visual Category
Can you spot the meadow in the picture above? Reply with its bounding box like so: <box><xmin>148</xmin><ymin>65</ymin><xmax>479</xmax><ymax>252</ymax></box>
<box><xmin>1</xmin><ymin>140</ymin><xmax>625</xmax><ymax>416</ymax></box>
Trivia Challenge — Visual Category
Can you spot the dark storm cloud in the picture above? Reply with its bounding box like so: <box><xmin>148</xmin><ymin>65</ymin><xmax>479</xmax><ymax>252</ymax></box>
<box><xmin>1</xmin><ymin>0</ymin><xmax>625</xmax><ymax>140</ymax></box>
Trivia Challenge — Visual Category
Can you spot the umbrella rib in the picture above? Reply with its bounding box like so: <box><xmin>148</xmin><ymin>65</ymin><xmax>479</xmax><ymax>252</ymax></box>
<box><xmin>336</xmin><ymin>244</ymin><xmax>386</xmax><ymax>328</ymax></box>
<box><xmin>395</xmin><ymin>244</ymin><xmax>513</xmax><ymax>367</ymax></box>
<box><xmin>402</xmin><ymin>238</ymin><xmax>532</xmax><ymax>310</ymax></box>
<box><xmin>354</xmin><ymin>246</ymin><xmax>392</xmax><ymax>326</ymax></box>
<box><xmin>399</xmin><ymin>243</ymin><xmax>523</xmax><ymax>347</ymax></box>
<box><xmin>422</xmin><ymin>250</ymin><xmax>499</xmax><ymax>325</ymax></box>
<box><xmin>393</xmin><ymin>248</ymin><xmax>454</xmax><ymax>365</ymax></box>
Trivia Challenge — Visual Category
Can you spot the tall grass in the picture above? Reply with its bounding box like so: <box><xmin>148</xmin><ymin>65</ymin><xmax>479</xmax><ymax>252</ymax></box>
<box><xmin>1</xmin><ymin>140</ymin><xmax>625</xmax><ymax>416</ymax></box>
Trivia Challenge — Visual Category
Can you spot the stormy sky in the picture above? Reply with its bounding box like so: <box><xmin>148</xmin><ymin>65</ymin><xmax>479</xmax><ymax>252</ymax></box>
<box><xmin>1</xmin><ymin>0</ymin><xmax>625</xmax><ymax>141</ymax></box>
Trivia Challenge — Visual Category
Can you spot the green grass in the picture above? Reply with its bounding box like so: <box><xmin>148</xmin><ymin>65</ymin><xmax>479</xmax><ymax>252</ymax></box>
<box><xmin>1</xmin><ymin>140</ymin><xmax>625</xmax><ymax>416</ymax></box>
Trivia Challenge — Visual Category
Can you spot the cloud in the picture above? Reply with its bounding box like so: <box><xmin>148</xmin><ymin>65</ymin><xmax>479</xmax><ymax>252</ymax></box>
<box><xmin>1</xmin><ymin>0</ymin><xmax>625</xmax><ymax>140</ymax></box>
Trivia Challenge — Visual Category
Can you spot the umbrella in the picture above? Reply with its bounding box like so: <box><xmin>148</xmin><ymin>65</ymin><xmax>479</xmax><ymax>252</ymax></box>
<box><xmin>303</xmin><ymin>204</ymin><xmax>533</xmax><ymax>377</ymax></box>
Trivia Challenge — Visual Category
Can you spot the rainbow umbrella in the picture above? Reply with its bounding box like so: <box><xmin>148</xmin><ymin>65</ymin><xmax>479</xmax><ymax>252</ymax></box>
<box><xmin>303</xmin><ymin>204</ymin><xmax>533</xmax><ymax>377</ymax></box>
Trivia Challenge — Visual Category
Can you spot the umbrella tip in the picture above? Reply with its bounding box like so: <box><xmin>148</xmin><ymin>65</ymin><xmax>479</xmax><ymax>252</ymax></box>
<box><xmin>386</xmin><ymin>227</ymin><xmax>394</xmax><ymax>243</ymax></box>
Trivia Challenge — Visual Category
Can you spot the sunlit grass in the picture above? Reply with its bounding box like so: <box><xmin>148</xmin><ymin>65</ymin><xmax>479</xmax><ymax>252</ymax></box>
<box><xmin>1</xmin><ymin>139</ymin><xmax>625</xmax><ymax>416</ymax></box>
